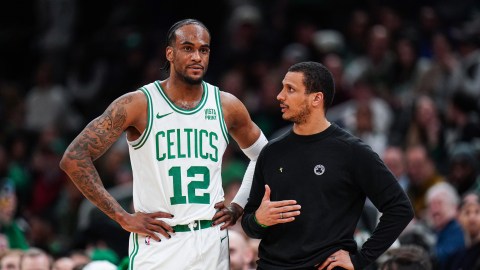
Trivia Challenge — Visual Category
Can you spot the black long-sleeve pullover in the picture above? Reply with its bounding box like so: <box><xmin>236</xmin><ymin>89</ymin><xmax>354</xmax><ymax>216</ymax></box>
<box><xmin>242</xmin><ymin>124</ymin><xmax>414</xmax><ymax>269</ymax></box>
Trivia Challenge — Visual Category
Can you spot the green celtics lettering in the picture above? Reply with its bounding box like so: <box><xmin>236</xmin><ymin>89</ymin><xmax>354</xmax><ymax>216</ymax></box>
<box><xmin>155</xmin><ymin>128</ymin><xmax>219</xmax><ymax>162</ymax></box>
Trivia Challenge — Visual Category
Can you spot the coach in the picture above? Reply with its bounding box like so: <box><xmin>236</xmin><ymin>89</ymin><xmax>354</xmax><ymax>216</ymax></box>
<box><xmin>242</xmin><ymin>62</ymin><xmax>414</xmax><ymax>270</ymax></box>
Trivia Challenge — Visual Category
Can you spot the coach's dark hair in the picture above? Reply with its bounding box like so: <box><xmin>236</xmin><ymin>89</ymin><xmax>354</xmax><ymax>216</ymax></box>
<box><xmin>162</xmin><ymin>19</ymin><xmax>210</xmax><ymax>72</ymax></box>
<box><xmin>288</xmin><ymin>61</ymin><xmax>335</xmax><ymax>112</ymax></box>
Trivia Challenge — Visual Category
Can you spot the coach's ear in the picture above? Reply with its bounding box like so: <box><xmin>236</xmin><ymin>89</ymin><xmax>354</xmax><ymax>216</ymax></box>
<box><xmin>312</xmin><ymin>92</ymin><xmax>324</xmax><ymax>107</ymax></box>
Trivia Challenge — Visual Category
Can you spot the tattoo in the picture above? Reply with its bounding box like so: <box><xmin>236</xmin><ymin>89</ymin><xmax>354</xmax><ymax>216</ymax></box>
<box><xmin>63</xmin><ymin>95</ymin><xmax>133</xmax><ymax>221</ymax></box>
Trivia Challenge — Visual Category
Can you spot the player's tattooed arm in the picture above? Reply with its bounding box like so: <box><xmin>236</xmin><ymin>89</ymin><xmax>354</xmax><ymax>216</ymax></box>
<box><xmin>60</xmin><ymin>95</ymin><xmax>132</xmax><ymax>221</ymax></box>
<box><xmin>60</xmin><ymin>92</ymin><xmax>174</xmax><ymax>241</ymax></box>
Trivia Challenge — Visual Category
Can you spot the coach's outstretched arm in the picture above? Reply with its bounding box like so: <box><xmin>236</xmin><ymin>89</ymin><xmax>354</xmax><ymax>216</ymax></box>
<box><xmin>59</xmin><ymin>91</ymin><xmax>173</xmax><ymax>242</ymax></box>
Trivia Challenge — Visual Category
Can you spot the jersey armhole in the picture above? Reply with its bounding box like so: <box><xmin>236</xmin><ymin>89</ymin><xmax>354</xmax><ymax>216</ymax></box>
<box><xmin>129</xmin><ymin>87</ymin><xmax>153</xmax><ymax>150</ymax></box>
<box><xmin>215</xmin><ymin>87</ymin><xmax>230</xmax><ymax>144</ymax></box>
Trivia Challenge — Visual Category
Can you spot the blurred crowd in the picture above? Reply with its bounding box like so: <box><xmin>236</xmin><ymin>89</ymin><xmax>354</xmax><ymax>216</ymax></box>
<box><xmin>1</xmin><ymin>0</ymin><xmax>480</xmax><ymax>269</ymax></box>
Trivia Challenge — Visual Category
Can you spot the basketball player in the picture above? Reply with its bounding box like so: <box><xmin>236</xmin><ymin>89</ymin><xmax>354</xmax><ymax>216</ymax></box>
<box><xmin>60</xmin><ymin>19</ymin><xmax>268</xmax><ymax>269</ymax></box>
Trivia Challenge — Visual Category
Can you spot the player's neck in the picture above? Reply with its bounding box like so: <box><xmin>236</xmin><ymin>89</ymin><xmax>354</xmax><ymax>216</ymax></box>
<box><xmin>162</xmin><ymin>78</ymin><xmax>204</xmax><ymax>109</ymax></box>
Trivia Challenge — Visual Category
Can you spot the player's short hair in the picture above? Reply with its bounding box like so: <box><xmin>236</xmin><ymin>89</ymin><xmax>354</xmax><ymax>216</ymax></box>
<box><xmin>166</xmin><ymin>19</ymin><xmax>210</xmax><ymax>47</ymax></box>
<box><xmin>288</xmin><ymin>61</ymin><xmax>335</xmax><ymax>112</ymax></box>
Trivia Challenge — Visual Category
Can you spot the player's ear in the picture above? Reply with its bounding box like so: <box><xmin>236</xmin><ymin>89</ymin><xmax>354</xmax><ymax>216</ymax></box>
<box><xmin>166</xmin><ymin>46</ymin><xmax>174</xmax><ymax>62</ymax></box>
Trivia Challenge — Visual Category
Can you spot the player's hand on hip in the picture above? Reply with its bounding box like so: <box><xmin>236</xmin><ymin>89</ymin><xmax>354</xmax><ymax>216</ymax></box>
<box><xmin>120</xmin><ymin>211</ymin><xmax>174</xmax><ymax>242</ymax></box>
<box><xmin>316</xmin><ymin>250</ymin><xmax>353</xmax><ymax>270</ymax></box>
<box><xmin>255</xmin><ymin>185</ymin><xmax>301</xmax><ymax>226</ymax></box>
<box><xmin>212</xmin><ymin>202</ymin><xmax>244</xmax><ymax>230</ymax></box>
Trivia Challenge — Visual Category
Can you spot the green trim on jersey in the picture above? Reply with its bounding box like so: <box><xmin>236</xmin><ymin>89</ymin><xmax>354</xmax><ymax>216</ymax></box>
<box><xmin>129</xmin><ymin>233</ymin><xmax>139</xmax><ymax>270</ymax></box>
<box><xmin>154</xmin><ymin>80</ymin><xmax>208</xmax><ymax>114</ymax></box>
<box><xmin>214</xmin><ymin>87</ymin><xmax>229</xmax><ymax>144</ymax></box>
<box><xmin>132</xmin><ymin>88</ymin><xmax>153</xmax><ymax>150</ymax></box>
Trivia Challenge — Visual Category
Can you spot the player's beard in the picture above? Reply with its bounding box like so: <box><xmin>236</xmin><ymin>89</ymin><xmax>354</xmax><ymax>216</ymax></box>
<box><xmin>175</xmin><ymin>65</ymin><xmax>207</xmax><ymax>85</ymax></box>
<box><xmin>284</xmin><ymin>102</ymin><xmax>311</xmax><ymax>124</ymax></box>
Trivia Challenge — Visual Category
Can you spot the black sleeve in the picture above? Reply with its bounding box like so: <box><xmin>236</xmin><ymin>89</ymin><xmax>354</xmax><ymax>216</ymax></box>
<box><xmin>350</xmin><ymin>142</ymin><xmax>414</xmax><ymax>269</ymax></box>
<box><xmin>241</xmin><ymin>147</ymin><xmax>268</xmax><ymax>239</ymax></box>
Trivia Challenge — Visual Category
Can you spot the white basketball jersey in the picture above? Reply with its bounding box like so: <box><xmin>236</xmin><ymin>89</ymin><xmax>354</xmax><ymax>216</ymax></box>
<box><xmin>127</xmin><ymin>80</ymin><xmax>229</xmax><ymax>225</ymax></box>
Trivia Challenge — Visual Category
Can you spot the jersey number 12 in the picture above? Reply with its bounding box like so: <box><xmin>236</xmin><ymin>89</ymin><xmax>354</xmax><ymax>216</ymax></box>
<box><xmin>169</xmin><ymin>166</ymin><xmax>210</xmax><ymax>205</ymax></box>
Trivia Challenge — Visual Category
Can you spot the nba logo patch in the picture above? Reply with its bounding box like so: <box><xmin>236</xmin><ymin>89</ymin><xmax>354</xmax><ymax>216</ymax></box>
<box><xmin>145</xmin><ymin>236</ymin><xmax>151</xmax><ymax>245</ymax></box>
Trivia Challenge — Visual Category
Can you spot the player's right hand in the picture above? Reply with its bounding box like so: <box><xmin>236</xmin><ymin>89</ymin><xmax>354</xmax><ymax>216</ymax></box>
<box><xmin>119</xmin><ymin>211</ymin><xmax>174</xmax><ymax>241</ymax></box>
<box><xmin>254</xmin><ymin>185</ymin><xmax>301</xmax><ymax>226</ymax></box>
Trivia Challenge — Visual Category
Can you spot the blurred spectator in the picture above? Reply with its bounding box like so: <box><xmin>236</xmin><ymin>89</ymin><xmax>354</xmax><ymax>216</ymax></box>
<box><xmin>447</xmin><ymin>143</ymin><xmax>480</xmax><ymax>195</ymax></box>
<box><xmin>312</xmin><ymin>29</ymin><xmax>345</xmax><ymax>59</ymax></box>
<box><xmin>343</xmin><ymin>9</ymin><xmax>370</xmax><ymax>57</ymax></box>
<box><xmin>28</xmin><ymin>143</ymin><xmax>67</xmax><ymax>217</ymax></box>
<box><xmin>20</xmin><ymin>248</ymin><xmax>52</xmax><ymax>270</ymax></box>
<box><xmin>0</xmin><ymin>179</ymin><xmax>29</xmax><ymax>250</ymax></box>
<box><xmin>65</xmin><ymin>45</ymin><xmax>108</xmax><ymax>121</ymax></box>
<box><xmin>350</xmin><ymin>101</ymin><xmax>387</xmax><ymax>155</ymax></box>
<box><xmin>445</xmin><ymin>90</ymin><xmax>480</xmax><ymax>146</ymax></box>
<box><xmin>82</xmin><ymin>260</ymin><xmax>116</xmax><ymax>270</ymax></box>
<box><xmin>247</xmin><ymin>238</ymin><xmax>260</xmax><ymax>269</ymax></box>
<box><xmin>35</xmin><ymin>0</ymin><xmax>76</xmax><ymax>81</ymax></box>
<box><xmin>405</xmin><ymin>144</ymin><xmax>445</xmax><ymax>219</ymax></box>
<box><xmin>379</xmin><ymin>244</ymin><xmax>432</xmax><ymax>270</ymax></box>
<box><xmin>456</xmin><ymin>30</ymin><xmax>480</xmax><ymax>105</ymax></box>
<box><xmin>52</xmin><ymin>257</ymin><xmax>75</xmax><ymax>270</ymax></box>
<box><xmin>382</xmin><ymin>146</ymin><xmax>410</xmax><ymax>191</ymax></box>
<box><xmin>229</xmin><ymin>230</ymin><xmax>254</xmax><ymax>270</ymax></box>
<box><xmin>390</xmin><ymin>37</ymin><xmax>431</xmax><ymax>109</ymax></box>
<box><xmin>68</xmin><ymin>250</ymin><xmax>90</xmax><ymax>268</ymax></box>
<box><xmin>89</xmin><ymin>248</ymin><xmax>119</xmax><ymax>266</ymax></box>
<box><xmin>24</xmin><ymin>62</ymin><xmax>81</xmax><ymax>134</ymax></box>
<box><xmin>220</xmin><ymin>4</ymin><xmax>266</xmax><ymax>72</ymax></box>
<box><xmin>323</xmin><ymin>53</ymin><xmax>352</xmax><ymax>107</ymax></box>
<box><xmin>330</xmin><ymin>79</ymin><xmax>393</xmax><ymax>136</ymax></box>
<box><xmin>405</xmin><ymin>95</ymin><xmax>447</xmax><ymax>169</ymax></box>
<box><xmin>26</xmin><ymin>215</ymin><xmax>56</xmax><ymax>255</ymax></box>
<box><xmin>417</xmin><ymin>32</ymin><xmax>461</xmax><ymax>112</ymax></box>
<box><xmin>4</xmin><ymin>134</ymin><xmax>33</xmax><ymax>208</ymax></box>
<box><xmin>0</xmin><ymin>249</ymin><xmax>23</xmax><ymax>270</ymax></box>
<box><xmin>425</xmin><ymin>182</ymin><xmax>464</xmax><ymax>268</ymax></box>
<box><xmin>345</xmin><ymin>25</ymin><xmax>395</xmax><ymax>101</ymax></box>
<box><xmin>446</xmin><ymin>192</ymin><xmax>480</xmax><ymax>269</ymax></box>
<box><xmin>416</xmin><ymin>6</ymin><xmax>441</xmax><ymax>59</ymax></box>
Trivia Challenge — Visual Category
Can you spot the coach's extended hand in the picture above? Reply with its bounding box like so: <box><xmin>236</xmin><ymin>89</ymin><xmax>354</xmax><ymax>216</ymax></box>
<box><xmin>212</xmin><ymin>201</ymin><xmax>244</xmax><ymax>230</ymax></box>
<box><xmin>255</xmin><ymin>185</ymin><xmax>301</xmax><ymax>226</ymax></box>
<box><xmin>119</xmin><ymin>211</ymin><xmax>174</xmax><ymax>242</ymax></box>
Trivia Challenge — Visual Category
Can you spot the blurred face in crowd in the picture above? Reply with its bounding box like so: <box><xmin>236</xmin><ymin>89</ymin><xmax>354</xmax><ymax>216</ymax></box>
<box><xmin>1</xmin><ymin>252</ymin><xmax>22</xmax><ymax>270</ymax></box>
<box><xmin>406</xmin><ymin>147</ymin><xmax>430</xmax><ymax>185</ymax></box>
<box><xmin>229</xmin><ymin>231</ymin><xmax>253</xmax><ymax>270</ymax></box>
<box><xmin>52</xmin><ymin>257</ymin><xmax>75</xmax><ymax>270</ymax></box>
<box><xmin>458</xmin><ymin>194</ymin><xmax>480</xmax><ymax>241</ymax></box>
<box><xmin>21</xmin><ymin>254</ymin><xmax>50</xmax><ymax>270</ymax></box>
<box><xmin>415</xmin><ymin>96</ymin><xmax>437</xmax><ymax>126</ymax></box>
<box><xmin>167</xmin><ymin>24</ymin><xmax>210</xmax><ymax>85</ymax></box>
<box><xmin>427</xmin><ymin>190</ymin><xmax>457</xmax><ymax>231</ymax></box>
<box><xmin>383</xmin><ymin>147</ymin><xmax>405</xmax><ymax>178</ymax></box>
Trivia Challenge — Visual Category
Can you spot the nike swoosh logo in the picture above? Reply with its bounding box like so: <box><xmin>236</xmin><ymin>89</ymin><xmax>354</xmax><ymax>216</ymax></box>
<box><xmin>220</xmin><ymin>236</ymin><xmax>228</xmax><ymax>242</ymax></box>
<box><xmin>156</xmin><ymin>112</ymin><xmax>173</xmax><ymax>119</ymax></box>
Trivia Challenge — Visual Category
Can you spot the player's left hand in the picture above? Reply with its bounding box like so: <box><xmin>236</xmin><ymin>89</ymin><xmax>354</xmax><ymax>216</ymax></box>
<box><xmin>212</xmin><ymin>202</ymin><xmax>244</xmax><ymax>230</ymax></box>
<box><xmin>316</xmin><ymin>249</ymin><xmax>353</xmax><ymax>270</ymax></box>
